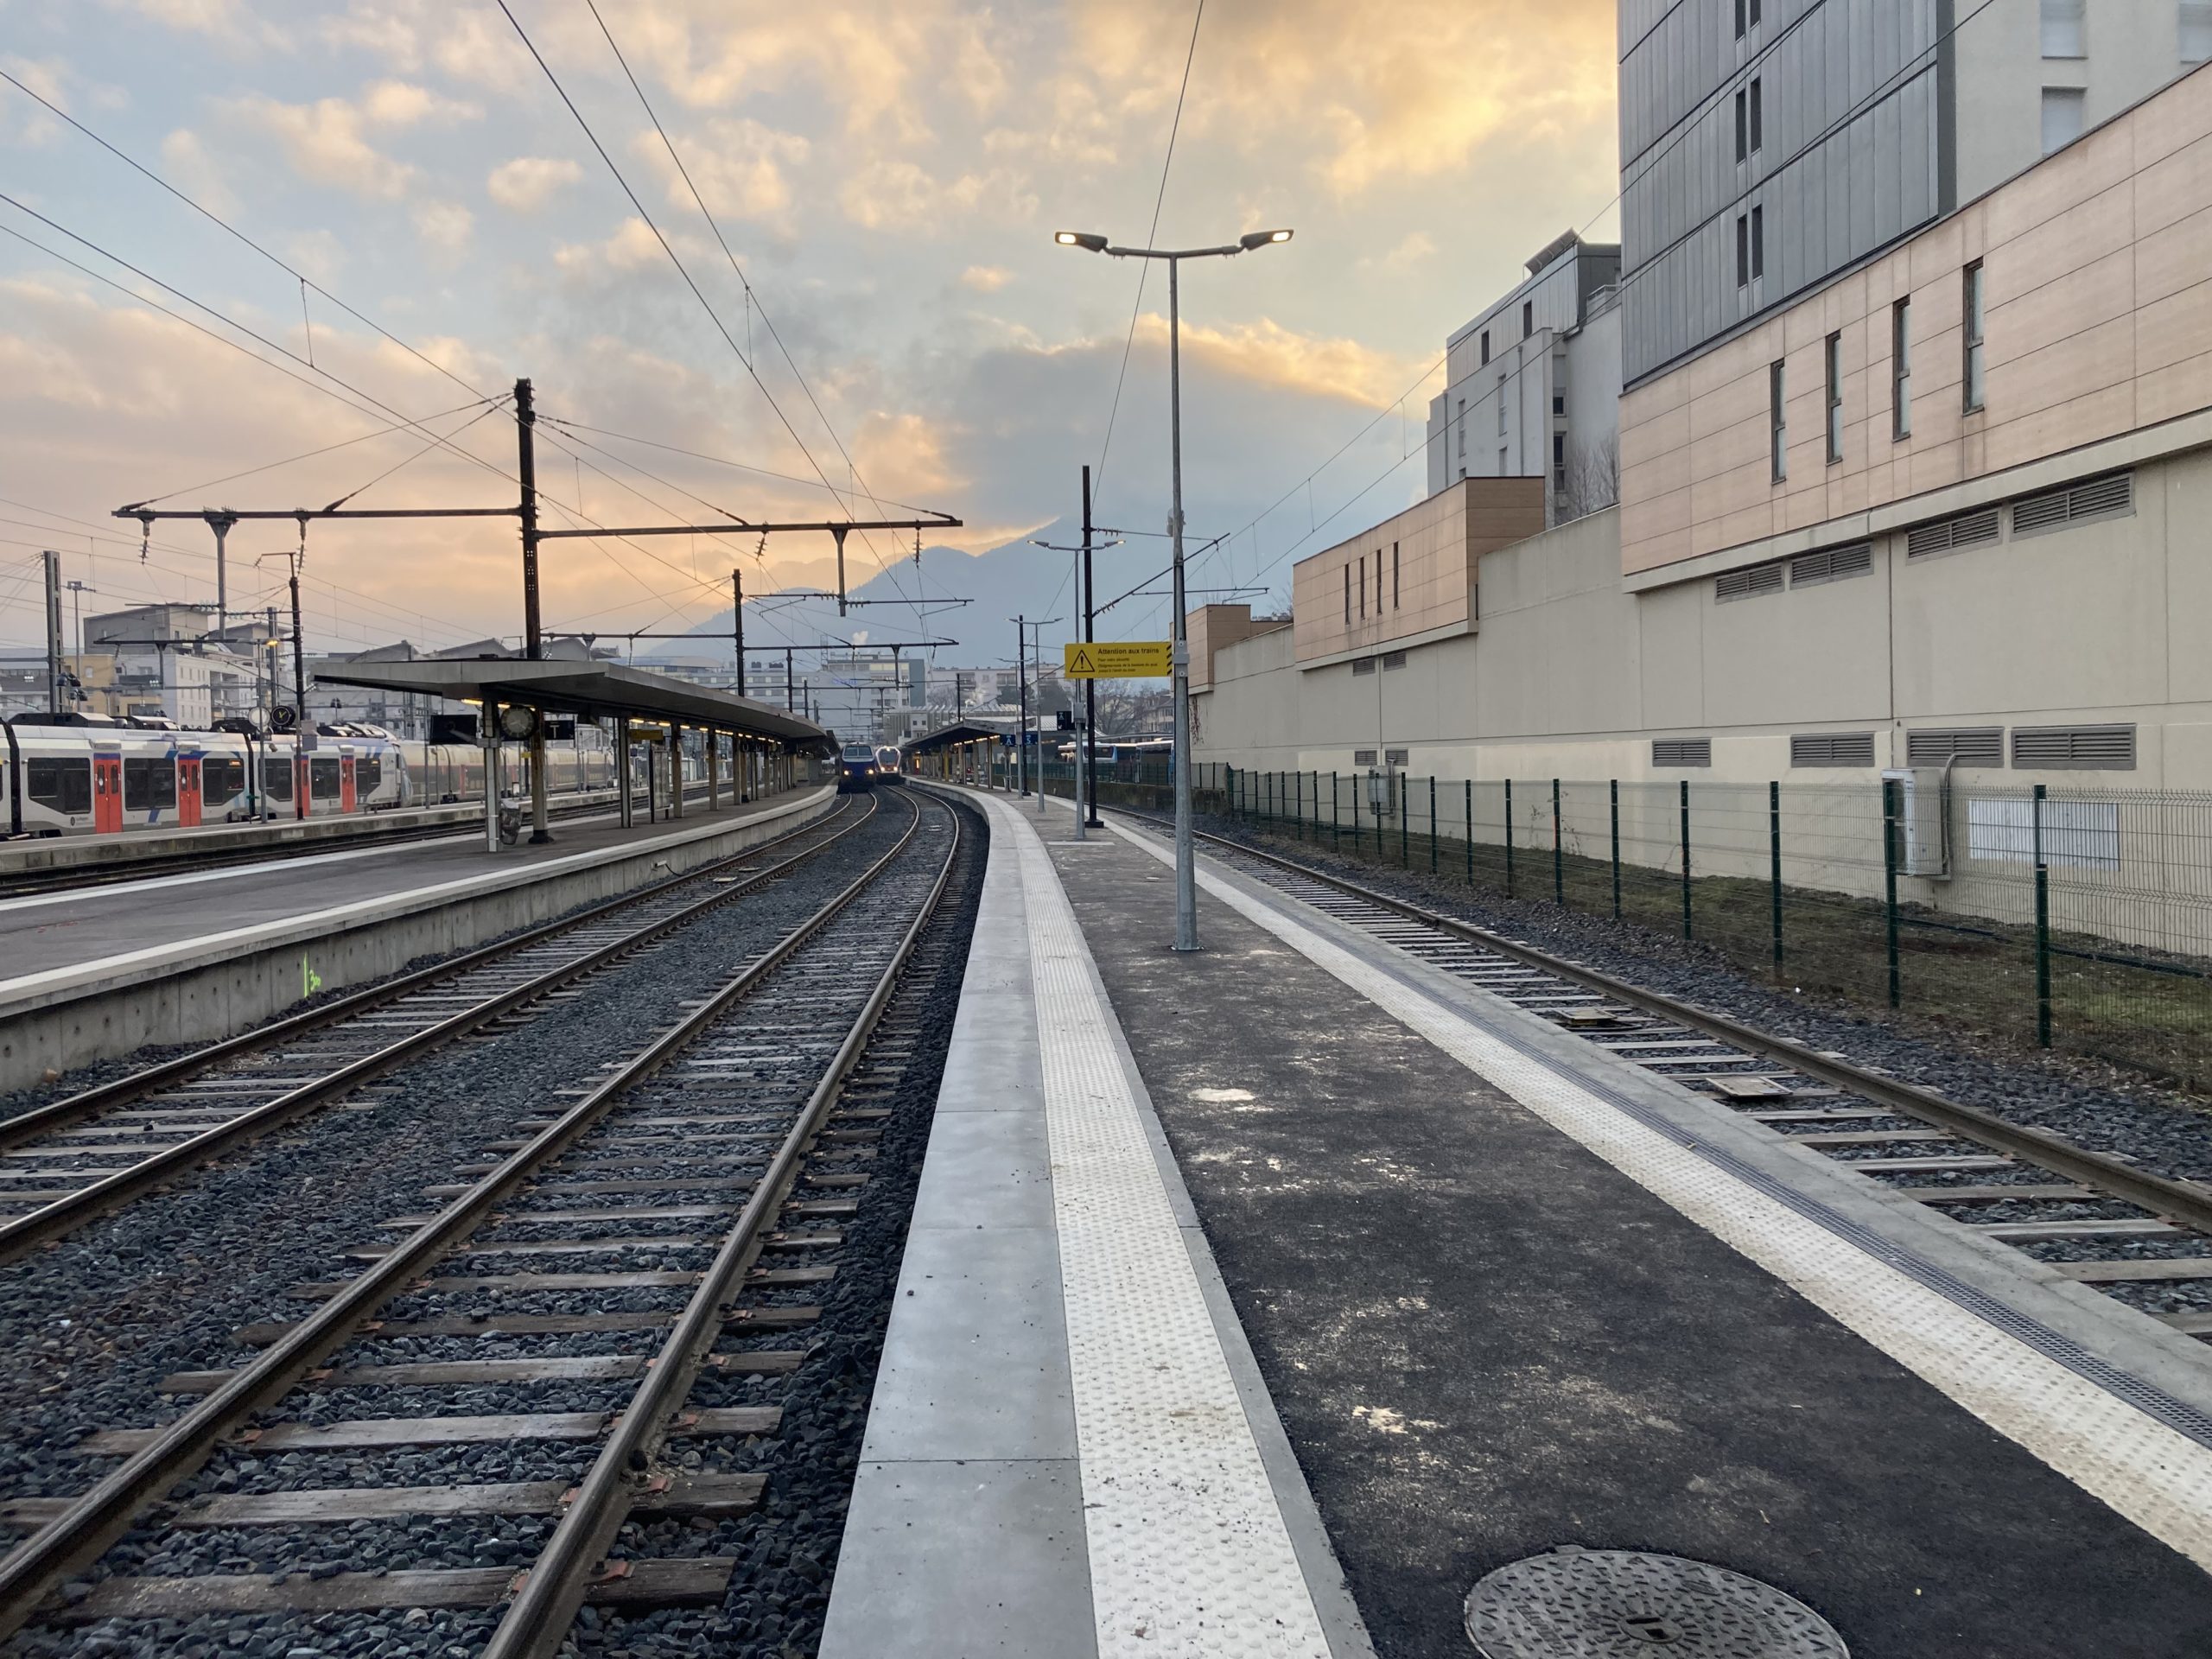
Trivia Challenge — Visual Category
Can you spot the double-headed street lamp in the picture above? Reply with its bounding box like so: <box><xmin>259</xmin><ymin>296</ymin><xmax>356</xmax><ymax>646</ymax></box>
<box><xmin>1055</xmin><ymin>226</ymin><xmax>1293</xmax><ymax>951</ymax></box>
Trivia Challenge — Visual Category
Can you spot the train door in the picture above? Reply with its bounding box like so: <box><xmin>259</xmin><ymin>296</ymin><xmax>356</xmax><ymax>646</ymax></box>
<box><xmin>296</xmin><ymin>753</ymin><xmax>312</xmax><ymax>818</ymax></box>
<box><xmin>176</xmin><ymin>754</ymin><xmax>203</xmax><ymax>828</ymax></box>
<box><xmin>340</xmin><ymin>751</ymin><xmax>358</xmax><ymax>813</ymax></box>
<box><xmin>92</xmin><ymin>753</ymin><xmax>123</xmax><ymax>834</ymax></box>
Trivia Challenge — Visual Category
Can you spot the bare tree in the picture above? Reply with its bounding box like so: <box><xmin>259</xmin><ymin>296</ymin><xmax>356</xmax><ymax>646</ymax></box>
<box><xmin>1556</xmin><ymin>432</ymin><xmax>1620</xmax><ymax>523</ymax></box>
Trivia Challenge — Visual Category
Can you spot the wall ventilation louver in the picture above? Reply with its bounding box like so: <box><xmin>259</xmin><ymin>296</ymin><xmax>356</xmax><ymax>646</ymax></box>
<box><xmin>2011</xmin><ymin>723</ymin><xmax>2136</xmax><ymax>770</ymax></box>
<box><xmin>1904</xmin><ymin>508</ymin><xmax>2001</xmax><ymax>560</ymax></box>
<box><xmin>1905</xmin><ymin>727</ymin><xmax>2005</xmax><ymax>766</ymax></box>
<box><xmin>1714</xmin><ymin>563</ymin><xmax>1785</xmax><ymax>601</ymax></box>
<box><xmin>1789</xmin><ymin>732</ymin><xmax>1877</xmax><ymax>766</ymax></box>
<box><xmin>1652</xmin><ymin>737</ymin><xmax>1713</xmax><ymax>767</ymax></box>
<box><xmin>1382</xmin><ymin>651</ymin><xmax>1408</xmax><ymax>670</ymax></box>
<box><xmin>2012</xmin><ymin>471</ymin><xmax>2133</xmax><ymax>537</ymax></box>
<box><xmin>1790</xmin><ymin>543</ymin><xmax>1873</xmax><ymax>587</ymax></box>
<box><xmin>1353</xmin><ymin>748</ymin><xmax>1377</xmax><ymax>766</ymax></box>
<box><xmin>1384</xmin><ymin>747</ymin><xmax>1409</xmax><ymax>766</ymax></box>
<box><xmin>1351</xmin><ymin>657</ymin><xmax>1377</xmax><ymax>677</ymax></box>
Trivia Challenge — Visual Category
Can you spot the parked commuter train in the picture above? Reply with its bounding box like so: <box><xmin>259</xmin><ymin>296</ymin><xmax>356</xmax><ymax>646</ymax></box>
<box><xmin>1</xmin><ymin>714</ymin><xmax>620</xmax><ymax>840</ymax></box>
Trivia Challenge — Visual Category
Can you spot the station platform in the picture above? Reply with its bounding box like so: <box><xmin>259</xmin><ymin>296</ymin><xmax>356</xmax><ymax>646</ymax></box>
<box><xmin>823</xmin><ymin>785</ymin><xmax>2212</xmax><ymax>1658</ymax></box>
<box><xmin>0</xmin><ymin>786</ymin><xmax>833</xmax><ymax>1091</ymax></box>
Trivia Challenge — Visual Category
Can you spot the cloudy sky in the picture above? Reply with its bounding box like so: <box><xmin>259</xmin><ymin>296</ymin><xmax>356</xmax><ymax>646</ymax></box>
<box><xmin>0</xmin><ymin>0</ymin><xmax>1617</xmax><ymax>663</ymax></box>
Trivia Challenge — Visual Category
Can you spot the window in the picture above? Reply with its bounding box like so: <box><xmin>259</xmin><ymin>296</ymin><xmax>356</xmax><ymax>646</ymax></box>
<box><xmin>2041</xmin><ymin>86</ymin><xmax>2085</xmax><ymax>154</ymax></box>
<box><xmin>356</xmin><ymin>753</ymin><xmax>383</xmax><ymax>796</ymax></box>
<box><xmin>1789</xmin><ymin>544</ymin><xmax>1873</xmax><ymax>587</ymax></box>
<box><xmin>1825</xmin><ymin>332</ymin><xmax>1844</xmax><ymax>464</ymax></box>
<box><xmin>1769</xmin><ymin>359</ymin><xmax>1787</xmax><ymax>483</ymax></box>
<box><xmin>1553</xmin><ymin>431</ymin><xmax>1567</xmax><ymax>493</ymax></box>
<box><xmin>1750</xmin><ymin>77</ymin><xmax>1763</xmax><ymax>151</ymax></box>
<box><xmin>261</xmin><ymin>756</ymin><xmax>292</xmax><ymax>799</ymax></box>
<box><xmin>1498</xmin><ymin>445</ymin><xmax>1508</xmax><ymax>475</ymax></box>
<box><xmin>1351</xmin><ymin>657</ymin><xmax>1376</xmax><ymax>677</ymax></box>
<box><xmin>1376</xmin><ymin>555</ymin><xmax>1384</xmax><ymax>614</ymax></box>
<box><xmin>1343</xmin><ymin>566</ymin><xmax>1351</xmax><ymax>625</ymax></box>
<box><xmin>2012</xmin><ymin>724</ymin><xmax>2136</xmax><ymax>770</ymax></box>
<box><xmin>1736</xmin><ymin>214</ymin><xmax>1750</xmax><ymax>286</ymax></box>
<box><xmin>1962</xmin><ymin>261</ymin><xmax>1986</xmax><ymax>412</ymax></box>
<box><xmin>1907</xmin><ymin>728</ymin><xmax>2004</xmax><ymax>766</ymax></box>
<box><xmin>1382</xmin><ymin>651</ymin><xmax>1408</xmax><ymax>671</ymax></box>
<box><xmin>200</xmin><ymin>753</ymin><xmax>246</xmax><ymax>803</ymax></box>
<box><xmin>1891</xmin><ymin>297</ymin><xmax>1912</xmax><ymax>440</ymax></box>
<box><xmin>1751</xmin><ymin>205</ymin><xmax>1764</xmax><ymax>278</ymax></box>
<box><xmin>1715</xmin><ymin>563</ymin><xmax>1785</xmax><ymax>601</ymax></box>
<box><xmin>1553</xmin><ymin>389</ymin><xmax>1566</xmax><ymax>416</ymax></box>
<box><xmin>1652</xmin><ymin>738</ymin><xmax>1713</xmax><ymax>767</ymax></box>
<box><xmin>1735</xmin><ymin>0</ymin><xmax>1746</xmax><ymax>37</ymax></box>
<box><xmin>1790</xmin><ymin>733</ymin><xmax>1877</xmax><ymax>767</ymax></box>
<box><xmin>1904</xmin><ymin>507</ymin><xmax>2001</xmax><ymax>559</ymax></box>
<box><xmin>1357</xmin><ymin>556</ymin><xmax>1366</xmax><ymax>620</ymax></box>
<box><xmin>2012</xmin><ymin>471</ymin><xmax>2133</xmax><ymax>536</ymax></box>
<box><xmin>2040</xmin><ymin>0</ymin><xmax>2085</xmax><ymax>56</ymax></box>
<box><xmin>1522</xmin><ymin>300</ymin><xmax>1533</xmax><ymax>338</ymax></box>
<box><xmin>2186</xmin><ymin>3</ymin><xmax>2212</xmax><ymax>65</ymax></box>
<box><xmin>1479</xmin><ymin>330</ymin><xmax>1491</xmax><ymax>365</ymax></box>
<box><xmin>1735</xmin><ymin>88</ymin><xmax>1748</xmax><ymax>162</ymax></box>
<box><xmin>123</xmin><ymin>756</ymin><xmax>176</xmax><ymax>811</ymax></box>
<box><xmin>26</xmin><ymin>758</ymin><xmax>92</xmax><ymax>815</ymax></box>
<box><xmin>1749</xmin><ymin>0</ymin><xmax>1761</xmax><ymax>22</ymax></box>
<box><xmin>1391</xmin><ymin>543</ymin><xmax>1400</xmax><ymax>609</ymax></box>
<box><xmin>310</xmin><ymin>756</ymin><xmax>341</xmax><ymax>799</ymax></box>
<box><xmin>1457</xmin><ymin>397</ymin><xmax>1466</xmax><ymax>457</ymax></box>
<box><xmin>1497</xmin><ymin>389</ymin><xmax>1507</xmax><ymax>434</ymax></box>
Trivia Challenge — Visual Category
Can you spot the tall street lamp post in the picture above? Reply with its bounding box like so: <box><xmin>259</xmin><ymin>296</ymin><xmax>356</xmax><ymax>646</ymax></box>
<box><xmin>1055</xmin><ymin>226</ymin><xmax>1292</xmax><ymax>950</ymax></box>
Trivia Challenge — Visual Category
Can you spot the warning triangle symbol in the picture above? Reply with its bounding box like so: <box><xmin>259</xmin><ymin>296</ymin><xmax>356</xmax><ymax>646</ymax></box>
<box><xmin>1070</xmin><ymin>645</ymin><xmax>1096</xmax><ymax>673</ymax></box>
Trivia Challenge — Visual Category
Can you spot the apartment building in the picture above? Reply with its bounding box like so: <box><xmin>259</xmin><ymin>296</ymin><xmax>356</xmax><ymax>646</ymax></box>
<box><xmin>1618</xmin><ymin>0</ymin><xmax>2208</xmax><ymax>385</ymax></box>
<box><xmin>1424</xmin><ymin>232</ymin><xmax>1624</xmax><ymax>524</ymax></box>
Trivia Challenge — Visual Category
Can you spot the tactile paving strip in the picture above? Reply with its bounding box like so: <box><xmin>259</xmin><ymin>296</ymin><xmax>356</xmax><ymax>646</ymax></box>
<box><xmin>1006</xmin><ymin>800</ymin><xmax>1332</xmax><ymax>1658</ymax></box>
<box><xmin>1107</xmin><ymin>818</ymin><xmax>2212</xmax><ymax>1574</ymax></box>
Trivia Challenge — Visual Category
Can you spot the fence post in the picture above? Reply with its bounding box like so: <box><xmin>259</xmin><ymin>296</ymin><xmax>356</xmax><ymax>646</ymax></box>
<box><xmin>1770</xmin><ymin>779</ymin><xmax>1783</xmax><ymax>976</ymax></box>
<box><xmin>1882</xmin><ymin>776</ymin><xmax>1902</xmax><ymax>1009</ymax></box>
<box><xmin>1465</xmin><ymin>779</ymin><xmax>1474</xmax><ymax>885</ymax></box>
<box><xmin>1332</xmin><ymin>772</ymin><xmax>1340</xmax><ymax>852</ymax></box>
<box><xmin>1399</xmin><ymin>775</ymin><xmax>1408</xmax><ymax>866</ymax></box>
<box><xmin>1610</xmin><ymin>780</ymin><xmax>1622</xmax><ymax>920</ymax></box>
<box><xmin>1352</xmin><ymin>770</ymin><xmax>1362</xmax><ymax>854</ymax></box>
<box><xmin>1552</xmin><ymin>778</ymin><xmax>1564</xmax><ymax>906</ymax></box>
<box><xmin>1504</xmin><ymin>779</ymin><xmax>1516</xmax><ymax>897</ymax></box>
<box><xmin>1429</xmin><ymin>775</ymin><xmax>1438</xmax><ymax>875</ymax></box>
<box><xmin>2034</xmin><ymin>783</ymin><xmax>2052</xmax><ymax>1047</ymax></box>
<box><xmin>1678</xmin><ymin>779</ymin><xmax>1692</xmax><ymax>940</ymax></box>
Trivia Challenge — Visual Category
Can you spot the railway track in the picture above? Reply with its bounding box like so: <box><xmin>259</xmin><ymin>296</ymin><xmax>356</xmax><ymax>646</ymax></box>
<box><xmin>0</xmin><ymin>785</ymin><xmax>963</xmax><ymax>1653</ymax></box>
<box><xmin>0</xmin><ymin>794</ymin><xmax>871</xmax><ymax>1265</ymax></box>
<box><xmin>1113</xmin><ymin>805</ymin><xmax>2212</xmax><ymax>1341</ymax></box>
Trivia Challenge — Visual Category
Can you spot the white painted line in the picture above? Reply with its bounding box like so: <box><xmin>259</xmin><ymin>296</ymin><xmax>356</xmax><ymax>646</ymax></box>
<box><xmin>1107</xmin><ymin>815</ymin><xmax>2212</xmax><ymax>1574</ymax></box>
<box><xmin>994</xmin><ymin>793</ymin><xmax>1332</xmax><ymax>1658</ymax></box>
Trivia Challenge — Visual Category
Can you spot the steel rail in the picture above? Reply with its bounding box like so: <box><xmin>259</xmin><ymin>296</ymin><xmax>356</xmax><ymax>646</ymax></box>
<box><xmin>0</xmin><ymin>793</ymin><xmax>850</xmax><ymax>1156</ymax></box>
<box><xmin>0</xmin><ymin>789</ymin><xmax>930</xmax><ymax>1640</ymax></box>
<box><xmin>483</xmin><ymin>791</ymin><xmax>961</xmax><ymax>1658</ymax></box>
<box><xmin>1131</xmin><ymin>809</ymin><xmax>2212</xmax><ymax>1237</ymax></box>
<box><xmin>0</xmin><ymin>797</ymin><xmax>874</xmax><ymax>1264</ymax></box>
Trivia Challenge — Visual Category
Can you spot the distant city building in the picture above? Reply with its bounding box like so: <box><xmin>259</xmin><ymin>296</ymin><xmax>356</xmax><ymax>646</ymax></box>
<box><xmin>1425</xmin><ymin>232</ymin><xmax>1622</xmax><ymax>526</ymax></box>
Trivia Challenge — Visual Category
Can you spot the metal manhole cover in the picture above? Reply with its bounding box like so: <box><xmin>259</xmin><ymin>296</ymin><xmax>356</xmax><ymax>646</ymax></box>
<box><xmin>1465</xmin><ymin>1548</ymin><xmax>1848</xmax><ymax>1657</ymax></box>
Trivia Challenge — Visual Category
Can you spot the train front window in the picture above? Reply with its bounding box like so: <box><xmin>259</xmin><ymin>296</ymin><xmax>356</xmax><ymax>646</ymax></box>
<box><xmin>262</xmin><ymin>757</ymin><xmax>293</xmax><ymax>799</ymax></box>
<box><xmin>310</xmin><ymin>756</ymin><xmax>341</xmax><ymax>798</ymax></box>
<box><xmin>27</xmin><ymin>758</ymin><xmax>92</xmax><ymax>815</ymax></box>
<box><xmin>356</xmin><ymin>753</ymin><xmax>383</xmax><ymax>794</ymax></box>
<box><xmin>200</xmin><ymin>755</ymin><xmax>245</xmax><ymax>800</ymax></box>
<box><xmin>123</xmin><ymin>757</ymin><xmax>177</xmax><ymax>810</ymax></box>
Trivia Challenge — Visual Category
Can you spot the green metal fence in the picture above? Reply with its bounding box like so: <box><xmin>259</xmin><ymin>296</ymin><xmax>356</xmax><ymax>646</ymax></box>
<box><xmin>1133</xmin><ymin>763</ymin><xmax>2212</xmax><ymax>1096</ymax></box>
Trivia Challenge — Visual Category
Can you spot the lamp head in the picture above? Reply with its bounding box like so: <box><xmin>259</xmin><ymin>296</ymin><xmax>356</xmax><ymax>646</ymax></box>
<box><xmin>1238</xmin><ymin>228</ymin><xmax>1294</xmax><ymax>251</ymax></box>
<box><xmin>1055</xmin><ymin>231</ymin><xmax>1109</xmax><ymax>252</ymax></box>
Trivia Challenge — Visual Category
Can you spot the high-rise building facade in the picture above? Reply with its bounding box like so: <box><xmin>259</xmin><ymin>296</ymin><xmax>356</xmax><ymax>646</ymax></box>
<box><xmin>1618</xmin><ymin>0</ymin><xmax>2208</xmax><ymax>386</ymax></box>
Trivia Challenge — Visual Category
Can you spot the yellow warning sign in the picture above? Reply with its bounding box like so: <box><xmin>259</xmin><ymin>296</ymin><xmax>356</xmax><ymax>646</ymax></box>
<box><xmin>1064</xmin><ymin>640</ymin><xmax>1173</xmax><ymax>678</ymax></box>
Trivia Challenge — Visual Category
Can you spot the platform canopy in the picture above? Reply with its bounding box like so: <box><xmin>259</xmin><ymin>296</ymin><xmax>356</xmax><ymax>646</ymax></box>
<box><xmin>315</xmin><ymin>658</ymin><xmax>834</xmax><ymax>753</ymax></box>
<box><xmin>900</xmin><ymin>718</ymin><xmax>1013</xmax><ymax>756</ymax></box>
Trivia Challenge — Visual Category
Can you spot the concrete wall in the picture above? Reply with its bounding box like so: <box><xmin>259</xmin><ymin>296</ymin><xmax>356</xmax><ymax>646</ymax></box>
<box><xmin>1199</xmin><ymin>442</ymin><xmax>2212</xmax><ymax>790</ymax></box>
<box><xmin>1621</xmin><ymin>61</ymin><xmax>2212</xmax><ymax>576</ymax></box>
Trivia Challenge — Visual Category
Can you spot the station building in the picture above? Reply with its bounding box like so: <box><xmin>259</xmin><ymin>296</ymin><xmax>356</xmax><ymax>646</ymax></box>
<box><xmin>1195</xmin><ymin>48</ymin><xmax>2212</xmax><ymax>793</ymax></box>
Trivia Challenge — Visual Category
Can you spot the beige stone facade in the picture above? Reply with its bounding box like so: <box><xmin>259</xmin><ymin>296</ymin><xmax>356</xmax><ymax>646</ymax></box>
<box><xmin>1620</xmin><ymin>62</ymin><xmax>2212</xmax><ymax>579</ymax></box>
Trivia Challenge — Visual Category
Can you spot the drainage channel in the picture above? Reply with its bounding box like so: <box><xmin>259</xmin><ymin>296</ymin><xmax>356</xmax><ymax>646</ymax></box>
<box><xmin>0</xmin><ymin>790</ymin><xmax>960</xmax><ymax>1653</ymax></box>
<box><xmin>0</xmin><ymin>796</ymin><xmax>873</xmax><ymax>1265</ymax></box>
